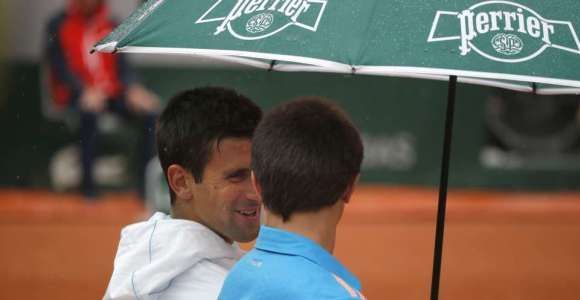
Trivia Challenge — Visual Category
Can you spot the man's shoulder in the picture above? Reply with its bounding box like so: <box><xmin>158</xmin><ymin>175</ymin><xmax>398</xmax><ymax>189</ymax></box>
<box><xmin>106</xmin><ymin>215</ymin><xmax>239</xmax><ymax>300</ymax></box>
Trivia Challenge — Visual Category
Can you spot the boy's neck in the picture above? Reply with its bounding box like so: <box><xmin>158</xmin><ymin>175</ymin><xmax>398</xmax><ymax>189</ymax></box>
<box><xmin>264</xmin><ymin>202</ymin><xmax>344</xmax><ymax>253</ymax></box>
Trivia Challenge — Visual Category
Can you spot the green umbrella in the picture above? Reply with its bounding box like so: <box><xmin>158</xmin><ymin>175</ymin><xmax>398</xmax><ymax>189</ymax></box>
<box><xmin>95</xmin><ymin>0</ymin><xmax>580</xmax><ymax>92</ymax></box>
<box><xmin>94</xmin><ymin>1</ymin><xmax>580</xmax><ymax>299</ymax></box>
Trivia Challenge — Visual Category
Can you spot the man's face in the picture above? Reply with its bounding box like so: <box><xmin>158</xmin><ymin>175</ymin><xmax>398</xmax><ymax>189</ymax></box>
<box><xmin>190</xmin><ymin>138</ymin><xmax>260</xmax><ymax>243</ymax></box>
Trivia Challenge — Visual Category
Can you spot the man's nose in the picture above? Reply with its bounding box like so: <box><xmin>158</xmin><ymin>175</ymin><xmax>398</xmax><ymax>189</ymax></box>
<box><xmin>244</xmin><ymin>180</ymin><xmax>260</xmax><ymax>202</ymax></box>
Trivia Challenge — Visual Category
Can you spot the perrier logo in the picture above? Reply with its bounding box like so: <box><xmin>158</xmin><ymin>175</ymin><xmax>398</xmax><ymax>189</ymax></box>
<box><xmin>427</xmin><ymin>0</ymin><xmax>580</xmax><ymax>63</ymax></box>
<box><xmin>196</xmin><ymin>0</ymin><xmax>327</xmax><ymax>40</ymax></box>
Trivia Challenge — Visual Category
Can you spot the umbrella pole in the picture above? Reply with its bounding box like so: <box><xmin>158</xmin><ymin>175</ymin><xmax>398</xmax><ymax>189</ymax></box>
<box><xmin>430</xmin><ymin>75</ymin><xmax>457</xmax><ymax>300</ymax></box>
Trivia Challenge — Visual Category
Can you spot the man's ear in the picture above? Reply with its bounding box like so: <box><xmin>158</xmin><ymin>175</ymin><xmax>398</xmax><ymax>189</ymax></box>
<box><xmin>251</xmin><ymin>171</ymin><xmax>262</xmax><ymax>201</ymax></box>
<box><xmin>342</xmin><ymin>174</ymin><xmax>360</xmax><ymax>204</ymax></box>
<box><xmin>167</xmin><ymin>164</ymin><xmax>194</xmax><ymax>201</ymax></box>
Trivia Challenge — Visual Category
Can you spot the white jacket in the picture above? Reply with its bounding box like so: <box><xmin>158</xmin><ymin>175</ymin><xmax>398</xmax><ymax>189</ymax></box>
<box><xmin>103</xmin><ymin>212</ymin><xmax>243</xmax><ymax>300</ymax></box>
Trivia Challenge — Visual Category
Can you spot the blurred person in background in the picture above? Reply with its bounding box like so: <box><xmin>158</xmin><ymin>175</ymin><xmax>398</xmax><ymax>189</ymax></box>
<box><xmin>219</xmin><ymin>97</ymin><xmax>367</xmax><ymax>299</ymax></box>
<box><xmin>0</xmin><ymin>0</ymin><xmax>5</xmax><ymax>108</ymax></box>
<box><xmin>44</xmin><ymin>0</ymin><xmax>159</xmax><ymax>200</ymax></box>
<box><xmin>104</xmin><ymin>87</ymin><xmax>263</xmax><ymax>299</ymax></box>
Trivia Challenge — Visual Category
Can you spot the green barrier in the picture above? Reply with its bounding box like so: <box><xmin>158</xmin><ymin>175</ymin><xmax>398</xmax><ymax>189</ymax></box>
<box><xmin>1</xmin><ymin>62</ymin><xmax>579</xmax><ymax>190</ymax></box>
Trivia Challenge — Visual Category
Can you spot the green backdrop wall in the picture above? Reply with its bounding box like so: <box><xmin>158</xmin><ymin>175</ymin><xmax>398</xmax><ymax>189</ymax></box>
<box><xmin>1</xmin><ymin>61</ymin><xmax>579</xmax><ymax>190</ymax></box>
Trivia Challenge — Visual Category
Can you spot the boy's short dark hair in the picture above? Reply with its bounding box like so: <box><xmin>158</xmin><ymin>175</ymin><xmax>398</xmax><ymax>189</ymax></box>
<box><xmin>252</xmin><ymin>97</ymin><xmax>363</xmax><ymax>221</ymax></box>
<box><xmin>156</xmin><ymin>87</ymin><xmax>262</xmax><ymax>204</ymax></box>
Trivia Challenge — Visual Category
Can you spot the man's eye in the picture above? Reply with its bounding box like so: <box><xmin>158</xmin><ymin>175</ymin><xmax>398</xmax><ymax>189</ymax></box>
<box><xmin>226</xmin><ymin>171</ymin><xmax>249</xmax><ymax>182</ymax></box>
<box><xmin>228</xmin><ymin>177</ymin><xmax>244</xmax><ymax>183</ymax></box>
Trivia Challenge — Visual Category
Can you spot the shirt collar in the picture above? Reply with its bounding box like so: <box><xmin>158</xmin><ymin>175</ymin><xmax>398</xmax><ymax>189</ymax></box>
<box><xmin>255</xmin><ymin>225</ymin><xmax>360</xmax><ymax>289</ymax></box>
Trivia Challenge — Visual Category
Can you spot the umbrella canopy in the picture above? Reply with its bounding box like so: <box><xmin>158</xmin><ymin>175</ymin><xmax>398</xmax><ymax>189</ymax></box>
<box><xmin>95</xmin><ymin>1</ymin><xmax>580</xmax><ymax>299</ymax></box>
<box><xmin>95</xmin><ymin>0</ymin><xmax>580</xmax><ymax>94</ymax></box>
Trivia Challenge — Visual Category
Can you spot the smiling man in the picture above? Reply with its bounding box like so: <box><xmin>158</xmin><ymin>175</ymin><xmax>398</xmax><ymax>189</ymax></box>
<box><xmin>104</xmin><ymin>87</ymin><xmax>262</xmax><ymax>299</ymax></box>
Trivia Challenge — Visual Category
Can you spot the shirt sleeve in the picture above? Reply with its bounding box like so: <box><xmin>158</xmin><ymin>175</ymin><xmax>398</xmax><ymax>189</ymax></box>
<box><xmin>44</xmin><ymin>13</ymin><xmax>84</xmax><ymax>105</ymax></box>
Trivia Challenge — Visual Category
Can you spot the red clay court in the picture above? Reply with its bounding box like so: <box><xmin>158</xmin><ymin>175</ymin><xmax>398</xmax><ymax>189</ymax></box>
<box><xmin>1</xmin><ymin>186</ymin><xmax>579</xmax><ymax>299</ymax></box>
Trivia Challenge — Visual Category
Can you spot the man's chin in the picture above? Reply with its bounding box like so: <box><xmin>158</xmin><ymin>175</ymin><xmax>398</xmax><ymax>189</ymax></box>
<box><xmin>230</xmin><ymin>211</ymin><xmax>260</xmax><ymax>241</ymax></box>
<box><xmin>231</xmin><ymin>228</ymin><xmax>260</xmax><ymax>243</ymax></box>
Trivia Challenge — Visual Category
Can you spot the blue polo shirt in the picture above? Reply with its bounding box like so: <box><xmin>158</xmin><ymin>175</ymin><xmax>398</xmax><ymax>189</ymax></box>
<box><xmin>219</xmin><ymin>225</ymin><xmax>366</xmax><ymax>299</ymax></box>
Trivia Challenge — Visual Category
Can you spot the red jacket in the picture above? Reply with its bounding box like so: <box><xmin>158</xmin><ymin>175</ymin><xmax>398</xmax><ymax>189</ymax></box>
<box><xmin>45</xmin><ymin>1</ymin><xmax>133</xmax><ymax>108</ymax></box>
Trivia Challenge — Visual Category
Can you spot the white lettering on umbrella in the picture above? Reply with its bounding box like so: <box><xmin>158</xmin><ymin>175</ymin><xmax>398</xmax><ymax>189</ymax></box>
<box><xmin>456</xmin><ymin>7</ymin><xmax>554</xmax><ymax>55</ymax></box>
<box><xmin>196</xmin><ymin>0</ymin><xmax>327</xmax><ymax>40</ymax></box>
<box><xmin>427</xmin><ymin>0</ymin><xmax>580</xmax><ymax>63</ymax></box>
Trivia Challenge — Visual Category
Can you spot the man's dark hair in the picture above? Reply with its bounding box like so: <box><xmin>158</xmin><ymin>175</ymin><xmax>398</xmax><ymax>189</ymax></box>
<box><xmin>252</xmin><ymin>97</ymin><xmax>363</xmax><ymax>222</ymax></box>
<box><xmin>156</xmin><ymin>87</ymin><xmax>262</xmax><ymax>204</ymax></box>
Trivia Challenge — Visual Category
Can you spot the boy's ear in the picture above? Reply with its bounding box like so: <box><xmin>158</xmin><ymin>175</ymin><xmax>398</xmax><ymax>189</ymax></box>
<box><xmin>342</xmin><ymin>174</ymin><xmax>360</xmax><ymax>204</ymax></box>
<box><xmin>251</xmin><ymin>171</ymin><xmax>262</xmax><ymax>200</ymax></box>
<box><xmin>167</xmin><ymin>164</ymin><xmax>194</xmax><ymax>201</ymax></box>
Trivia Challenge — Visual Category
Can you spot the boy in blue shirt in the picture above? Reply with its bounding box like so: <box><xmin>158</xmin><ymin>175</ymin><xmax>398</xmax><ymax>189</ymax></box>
<box><xmin>219</xmin><ymin>97</ymin><xmax>366</xmax><ymax>299</ymax></box>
